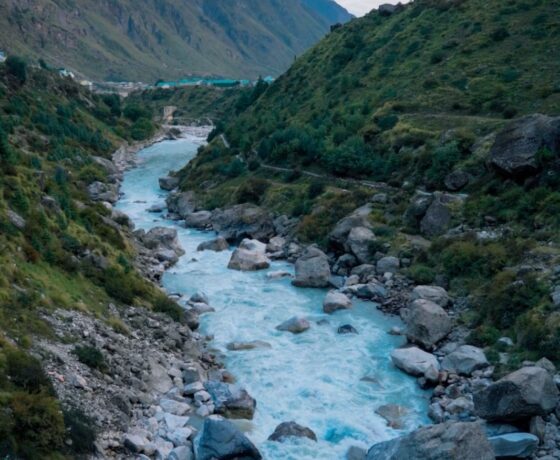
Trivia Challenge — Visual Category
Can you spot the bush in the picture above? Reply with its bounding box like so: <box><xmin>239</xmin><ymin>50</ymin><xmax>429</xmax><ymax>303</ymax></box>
<box><xmin>440</xmin><ymin>240</ymin><xmax>507</xmax><ymax>279</ymax></box>
<box><xmin>73</xmin><ymin>345</ymin><xmax>106</xmax><ymax>371</ymax></box>
<box><xmin>153</xmin><ymin>296</ymin><xmax>184</xmax><ymax>322</ymax></box>
<box><xmin>408</xmin><ymin>264</ymin><xmax>436</xmax><ymax>284</ymax></box>
<box><xmin>5</xmin><ymin>56</ymin><xmax>27</xmax><ymax>84</ymax></box>
<box><xmin>6</xmin><ymin>350</ymin><xmax>53</xmax><ymax>394</ymax></box>
<box><xmin>236</xmin><ymin>178</ymin><xmax>270</xmax><ymax>204</ymax></box>
<box><xmin>63</xmin><ymin>408</ymin><xmax>97</xmax><ymax>454</ymax></box>
<box><xmin>308</xmin><ymin>181</ymin><xmax>326</xmax><ymax>199</ymax></box>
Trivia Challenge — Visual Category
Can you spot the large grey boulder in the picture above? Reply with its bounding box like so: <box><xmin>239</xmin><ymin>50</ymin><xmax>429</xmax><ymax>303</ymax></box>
<box><xmin>204</xmin><ymin>381</ymin><xmax>256</xmax><ymax>420</ymax></box>
<box><xmin>196</xmin><ymin>418</ymin><xmax>261</xmax><ymax>460</ymax></box>
<box><xmin>198</xmin><ymin>237</ymin><xmax>229</xmax><ymax>252</ymax></box>
<box><xmin>411</xmin><ymin>285</ymin><xmax>450</xmax><ymax>307</ymax></box>
<box><xmin>87</xmin><ymin>181</ymin><xmax>118</xmax><ymax>203</ymax></box>
<box><xmin>166</xmin><ymin>191</ymin><xmax>197</xmax><ymax>218</ymax></box>
<box><xmin>159</xmin><ymin>175</ymin><xmax>179</xmax><ymax>191</ymax></box>
<box><xmin>185</xmin><ymin>210</ymin><xmax>213</xmax><ymax>229</ymax></box>
<box><xmin>441</xmin><ymin>345</ymin><xmax>489</xmax><ymax>376</ymax></box>
<box><xmin>366</xmin><ymin>421</ymin><xmax>494</xmax><ymax>460</ymax></box>
<box><xmin>345</xmin><ymin>281</ymin><xmax>387</xmax><ymax>300</ymax></box>
<box><xmin>329</xmin><ymin>205</ymin><xmax>372</xmax><ymax>250</ymax></box>
<box><xmin>323</xmin><ymin>291</ymin><xmax>352</xmax><ymax>314</ymax></box>
<box><xmin>92</xmin><ymin>155</ymin><xmax>119</xmax><ymax>176</ymax></box>
<box><xmin>268</xmin><ymin>422</ymin><xmax>317</xmax><ymax>442</ymax></box>
<box><xmin>490</xmin><ymin>114</ymin><xmax>560</xmax><ymax>178</ymax></box>
<box><xmin>489</xmin><ymin>432</ymin><xmax>539</xmax><ymax>458</ymax></box>
<box><xmin>404</xmin><ymin>191</ymin><xmax>434</xmax><ymax>228</ymax></box>
<box><xmin>376</xmin><ymin>256</ymin><xmax>400</xmax><ymax>274</ymax></box>
<box><xmin>228</xmin><ymin>239</ymin><xmax>270</xmax><ymax>271</ymax></box>
<box><xmin>346</xmin><ymin>226</ymin><xmax>376</xmax><ymax>264</ymax></box>
<box><xmin>391</xmin><ymin>347</ymin><xmax>439</xmax><ymax>379</ymax></box>
<box><xmin>276</xmin><ymin>316</ymin><xmax>310</xmax><ymax>334</ymax></box>
<box><xmin>211</xmin><ymin>204</ymin><xmax>274</xmax><ymax>243</ymax></box>
<box><xmin>142</xmin><ymin>227</ymin><xmax>185</xmax><ymax>256</ymax></box>
<box><xmin>292</xmin><ymin>246</ymin><xmax>331</xmax><ymax>288</ymax></box>
<box><xmin>474</xmin><ymin>366</ymin><xmax>559</xmax><ymax>421</ymax></box>
<box><xmin>420</xmin><ymin>192</ymin><xmax>465</xmax><ymax>237</ymax></box>
<box><xmin>445</xmin><ymin>170</ymin><xmax>470</xmax><ymax>191</ymax></box>
<box><xmin>404</xmin><ymin>299</ymin><xmax>452</xmax><ymax>349</ymax></box>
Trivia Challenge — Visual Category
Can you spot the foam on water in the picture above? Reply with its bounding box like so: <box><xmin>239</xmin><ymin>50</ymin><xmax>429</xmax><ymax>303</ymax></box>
<box><xmin>116</xmin><ymin>135</ymin><xmax>430</xmax><ymax>460</ymax></box>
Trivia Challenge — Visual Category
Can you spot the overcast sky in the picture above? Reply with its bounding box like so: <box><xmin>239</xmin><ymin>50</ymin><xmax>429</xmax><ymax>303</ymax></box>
<box><xmin>336</xmin><ymin>0</ymin><xmax>408</xmax><ymax>17</ymax></box>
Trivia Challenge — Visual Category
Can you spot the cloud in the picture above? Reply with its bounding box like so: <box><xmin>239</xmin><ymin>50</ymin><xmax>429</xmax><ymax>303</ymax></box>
<box><xmin>336</xmin><ymin>0</ymin><xmax>409</xmax><ymax>17</ymax></box>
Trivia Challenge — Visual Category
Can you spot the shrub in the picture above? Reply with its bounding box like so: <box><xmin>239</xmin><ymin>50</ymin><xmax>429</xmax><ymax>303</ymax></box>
<box><xmin>153</xmin><ymin>296</ymin><xmax>184</xmax><ymax>322</ymax></box>
<box><xmin>63</xmin><ymin>408</ymin><xmax>97</xmax><ymax>454</ymax></box>
<box><xmin>308</xmin><ymin>181</ymin><xmax>326</xmax><ymax>199</ymax></box>
<box><xmin>6</xmin><ymin>350</ymin><xmax>53</xmax><ymax>394</ymax></box>
<box><xmin>408</xmin><ymin>264</ymin><xmax>436</xmax><ymax>284</ymax></box>
<box><xmin>5</xmin><ymin>56</ymin><xmax>27</xmax><ymax>84</ymax></box>
<box><xmin>440</xmin><ymin>240</ymin><xmax>507</xmax><ymax>279</ymax></box>
<box><xmin>236</xmin><ymin>178</ymin><xmax>270</xmax><ymax>204</ymax></box>
<box><xmin>73</xmin><ymin>345</ymin><xmax>106</xmax><ymax>371</ymax></box>
<box><xmin>467</xmin><ymin>325</ymin><xmax>501</xmax><ymax>347</ymax></box>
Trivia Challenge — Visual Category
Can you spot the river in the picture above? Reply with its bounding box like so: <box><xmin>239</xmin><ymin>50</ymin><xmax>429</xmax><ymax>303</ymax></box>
<box><xmin>116</xmin><ymin>131</ymin><xmax>430</xmax><ymax>459</ymax></box>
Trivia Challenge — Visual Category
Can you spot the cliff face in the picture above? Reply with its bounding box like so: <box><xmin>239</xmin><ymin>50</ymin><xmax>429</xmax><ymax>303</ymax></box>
<box><xmin>0</xmin><ymin>0</ymin><xmax>352</xmax><ymax>81</ymax></box>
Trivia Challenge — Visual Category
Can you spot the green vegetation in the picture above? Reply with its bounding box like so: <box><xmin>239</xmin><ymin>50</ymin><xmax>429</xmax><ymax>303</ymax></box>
<box><xmin>0</xmin><ymin>61</ymin><xmax>181</xmax><ymax>457</ymax></box>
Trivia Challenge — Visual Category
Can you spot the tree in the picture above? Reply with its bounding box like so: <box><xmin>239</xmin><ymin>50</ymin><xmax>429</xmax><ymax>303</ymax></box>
<box><xmin>5</xmin><ymin>56</ymin><xmax>27</xmax><ymax>84</ymax></box>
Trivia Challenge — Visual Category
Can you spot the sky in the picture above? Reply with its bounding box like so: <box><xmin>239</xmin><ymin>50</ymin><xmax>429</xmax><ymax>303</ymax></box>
<box><xmin>336</xmin><ymin>0</ymin><xmax>408</xmax><ymax>17</ymax></box>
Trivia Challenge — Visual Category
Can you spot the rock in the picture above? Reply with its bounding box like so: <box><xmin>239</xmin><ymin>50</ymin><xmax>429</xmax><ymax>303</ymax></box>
<box><xmin>292</xmin><ymin>246</ymin><xmax>331</xmax><ymax>288</ymax></box>
<box><xmin>168</xmin><ymin>445</ymin><xmax>194</xmax><ymax>460</ymax></box>
<box><xmin>147</xmin><ymin>204</ymin><xmax>165</xmax><ymax>213</ymax></box>
<box><xmin>371</xmin><ymin>193</ymin><xmax>388</xmax><ymax>204</ymax></box>
<box><xmin>420</xmin><ymin>192</ymin><xmax>465</xmax><ymax>237</ymax></box>
<box><xmin>347</xmin><ymin>446</ymin><xmax>367</xmax><ymax>460</ymax></box>
<box><xmin>404</xmin><ymin>299</ymin><xmax>452</xmax><ymax>349</ymax></box>
<box><xmin>391</xmin><ymin>347</ymin><xmax>439</xmax><ymax>379</ymax></box>
<box><xmin>268</xmin><ymin>421</ymin><xmax>317</xmax><ymax>442</ymax></box>
<box><xmin>345</xmin><ymin>281</ymin><xmax>387</xmax><ymax>300</ymax></box>
<box><xmin>143</xmin><ymin>227</ymin><xmax>185</xmax><ymax>256</ymax></box>
<box><xmin>366</xmin><ymin>421</ymin><xmax>494</xmax><ymax>460</ymax></box>
<box><xmin>329</xmin><ymin>204</ymin><xmax>372</xmax><ymax>251</ymax></box>
<box><xmin>529</xmin><ymin>415</ymin><xmax>546</xmax><ymax>442</ymax></box>
<box><xmin>323</xmin><ymin>291</ymin><xmax>352</xmax><ymax>314</ymax></box>
<box><xmin>7</xmin><ymin>209</ymin><xmax>26</xmax><ymax>230</ymax></box>
<box><xmin>211</xmin><ymin>204</ymin><xmax>274</xmax><ymax>243</ymax></box>
<box><xmin>205</xmin><ymin>381</ymin><xmax>256</xmax><ymax>419</ymax></box>
<box><xmin>441</xmin><ymin>345</ymin><xmax>489</xmax><ymax>376</ymax></box>
<box><xmin>226</xmin><ymin>341</ymin><xmax>272</xmax><ymax>351</ymax></box>
<box><xmin>498</xmin><ymin>337</ymin><xmax>514</xmax><ymax>347</ymax></box>
<box><xmin>166</xmin><ymin>191</ymin><xmax>197</xmax><ymax>218</ymax></box>
<box><xmin>160</xmin><ymin>399</ymin><xmax>191</xmax><ymax>416</ymax></box>
<box><xmin>196</xmin><ymin>418</ymin><xmax>261</xmax><ymax>460</ymax></box>
<box><xmin>183</xmin><ymin>381</ymin><xmax>205</xmax><ymax>396</ymax></box>
<box><xmin>346</xmin><ymin>226</ymin><xmax>376</xmax><ymax>264</ymax></box>
<box><xmin>276</xmin><ymin>316</ymin><xmax>310</xmax><ymax>334</ymax></box>
<box><xmin>404</xmin><ymin>191</ymin><xmax>434</xmax><ymax>228</ymax></box>
<box><xmin>444</xmin><ymin>171</ymin><xmax>470</xmax><ymax>191</ymax></box>
<box><xmin>411</xmin><ymin>285</ymin><xmax>450</xmax><ymax>307</ymax></box>
<box><xmin>376</xmin><ymin>256</ymin><xmax>400</xmax><ymax>274</ymax></box>
<box><xmin>228</xmin><ymin>239</ymin><xmax>270</xmax><ymax>271</ymax></box>
<box><xmin>338</xmin><ymin>324</ymin><xmax>358</xmax><ymax>334</ymax></box>
<box><xmin>474</xmin><ymin>366</ymin><xmax>559</xmax><ymax>421</ymax></box>
<box><xmin>185</xmin><ymin>211</ymin><xmax>213</xmax><ymax>229</ymax></box>
<box><xmin>490</xmin><ymin>114</ymin><xmax>560</xmax><ymax>178</ymax></box>
<box><xmin>163</xmin><ymin>413</ymin><xmax>189</xmax><ymax>431</ymax></box>
<box><xmin>267</xmin><ymin>236</ymin><xmax>286</xmax><ymax>253</ymax></box>
<box><xmin>447</xmin><ymin>396</ymin><xmax>474</xmax><ymax>415</ymax></box>
<box><xmin>375</xmin><ymin>404</ymin><xmax>409</xmax><ymax>429</ymax></box>
<box><xmin>87</xmin><ymin>181</ymin><xmax>118</xmax><ymax>203</ymax></box>
<box><xmin>159</xmin><ymin>176</ymin><xmax>179</xmax><ymax>191</ymax></box>
<box><xmin>488</xmin><ymin>433</ymin><xmax>539</xmax><ymax>458</ymax></box>
<box><xmin>266</xmin><ymin>270</ymin><xmax>292</xmax><ymax>280</ymax></box>
<box><xmin>92</xmin><ymin>155</ymin><xmax>119</xmax><ymax>176</ymax></box>
<box><xmin>188</xmin><ymin>292</ymin><xmax>209</xmax><ymax>305</ymax></box>
<box><xmin>535</xmin><ymin>357</ymin><xmax>556</xmax><ymax>374</ymax></box>
<box><xmin>123</xmin><ymin>433</ymin><xmax>148</xmax><ymax>453</ymax></box>
<box><xmin>197</xmin><ymin>237</ymin><xmax>229</xmax><ymax>252</ymax></box>
<box><xmin>148</xmin><ymin>359</ymin><xmax>174</xmax><ymax>394</ymax></box>
<box><xmin>350</xmin><ymin>264</ymin><xmax>377</xmax><ymax>283</ymax></box>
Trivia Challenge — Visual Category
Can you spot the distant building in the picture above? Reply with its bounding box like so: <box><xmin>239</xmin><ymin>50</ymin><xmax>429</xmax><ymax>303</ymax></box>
<box><xmin>0</xmin><ymin>51</ymin><xmax>6</xmax><ymax>63</ymax></box>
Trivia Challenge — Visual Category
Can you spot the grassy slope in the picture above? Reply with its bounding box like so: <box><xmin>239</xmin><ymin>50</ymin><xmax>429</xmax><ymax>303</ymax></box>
<box><xmin>0</xmin><ymin>0</ymin><xmax>350</xmax><ymax>81</ymax></box>
<box><xmin>172</xmin><ymin>0</ymin><xmax>560</xmax><ymax>368</ymax></box>
<box><xmin>0</xmin><ymin>62</ymin><xmax>177</xmax><ymax>458</ymax></box>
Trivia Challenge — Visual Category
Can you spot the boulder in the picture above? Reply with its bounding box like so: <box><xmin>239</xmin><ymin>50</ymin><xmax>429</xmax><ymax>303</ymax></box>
<box><xmin>166</xmin><ymin>191</ymin><xmax>197</xmax><ymax>218</ymax></box>
<box><xmin>211</xmin><ymin>204</ymin><xmax>274</xmax><ymax>243</ymax></box>
<box><xmin>196</xmin><ymin>418</ymin><xmax>261</xmax><ymax>460</ymax></box>
<box><xmin>444</xmin><ymin>171</ymin><xmax>470</xmax><ymax>191</ymax></box>
<box><xmin>345</xmin><ymin>281</ymin><xmax>387</xmax><ymax>300</ymax></box>
<box><xmin>268</xmin><ymin>422</ymin><xmax>317</xmax><ymax>442</ymax></box>
<box><xmin>404</xmin><ymin>299</ymin><xmax>452</xmax><ymax>349</ymax></box>
<box><xmin>143</xmin><ymin>227</ymin><xmax>184</xmax><ymax>256</ymax></box>
<box><xmin>346</xmin><ymin>226</ymin><xmax>376</xmax><ymax>264</ymax></box>
<box><xmin>204</xmin><ymin>381</ymin><xmax>256</xmax><ymax>419</ymax></box>
<box><xmin>376</xmin><ymin>256</ymin><xmax>400</xmax><ymax>274</ymax></box>
<box><xmin>292</xmin><ymin>246</ymin><xmax>331</xmax><ymax>288</ymax></box>
<box><xmin>197</xmin><ymin>237</ymin><xmax>229</xmax><ymax>252</ymax></box>
<box><xmin>474</xmin><ymin>366</ymin><xmax>559</xmax><ymax>421</ymax></box>
<box><xmin>323</xmin><ymin>291</ymin><xmax>352</xmax><ymax>314</ymax></box>
<box><xmin>441</xmin><ymin>345</ymin><xmax>489</xmax><ymax>376</ymax></box>
<box><xmin>168</xmin><ymin>445</ymin><xmax>194</xmax><ymax>460</ymax></box>
<box><xmin>490</xmin><ymin>114</ymin><xmax>560</xmax><ymax>178</ymax></box>
<box><xmin>391</xmin><ymin>347</ymin><xmax>439</xmax><ymax>379</ymax></box>
<box><xmin>92</xmin><ymin>155</ymin><xmax>119</xmax><ymax>176</ymax></box>
<box><xmin>329</xmin><ymin>204</ymin><xmax>372</xmax><ymax>251</ymax></box>
<box><xmin>7</xmin><ymin>209</ymin><xmax>26</xmax><ymax>230</ymax></box>
<box><xmin>185</xmin><ymin>211</ymin><xmax>213</xmax><ymax>229</ymax></box>
<box><xmin>267</xmin><ymin>236</ymin><xmax>286</xmax><ymax>253</ymax></box>
<box><xmin>488</xmin><ymin>433</ymin><xmax>539</xmax><ymax>458</ymax></box>
<box><xmin>226</xmin><ymin>341</ymin><xmax>272</xmax><ymax>351</ymax></box>
<box><xmin>160</xmin><ymin>399</ymin><xmax>191</xmax><ymax>416</ymax></box>
<box><xmin>338</xmin><ymin>324</ymin><xmax>358</xmax><ymax>334</ymax></box>
<box><xmin>123</xmin><ymin>433</ymin><xmax>148</xmax><ymax>453</ymax></box>
<box><xmin>420</xmin><ymin>192</ymin><xmax>464</xmax><ymax>237</ymax></box>
<box><xmin>366</xmin><ymin>421</ymin><xmax>494</xmax><ymax>460</ymax></box>
<box><xmin>276</xmin><ymin>317</ymin><xmax>310</xmax><ymax>334</ymax></box>
<box><xmin>228</xmin><ymin>239</ymin><xmax>269</xmax><ymax>270</ymax></box>
<box><xmin>375</xmin><ymin>404</ymin><xmax>409</xmax><ymax>429</ymax></box>
<box><xmin>189</xmin><ymin>292</ymin><xmax>209</xmax><ymax>304</ymax></box>
<box><xmin>411</xmin><ymin>285</ymin><xmax>450</xmax><ymax>307</ymax></box>
<box><xmin>347</xmin><ymin>446</ymin><xmax>367</xmax><ymax>460</ymax></box>
<box><xmin>350</xmin><ymin>264</ymin><xmax>377</xmax><ymax>283</ymax></box>
<box><xmin>147</xmin><ymin>359</ymin><xmax>174</xmax><ymax>394</ymax></box>
<box><xmin>404</xmin><ymin>191</ymin><xmax>433</xmax><ymax>228</ymax></box>
<box><xmin>87</xmin><ymin>181</ymin><xmax>118</xmax><ymax>203</ymax></box>
<box><xmin>159</xmin><ymin>176</ymin><xmax>179</xmax><ymax>191</ymax></box>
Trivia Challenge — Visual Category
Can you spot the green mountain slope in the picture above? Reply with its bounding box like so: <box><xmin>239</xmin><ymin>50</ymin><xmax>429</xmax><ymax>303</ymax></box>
<box><xmin>0</xmin><ymin>0</ymin><xmax>352</xmax><ymax>81</ymax></box>
<box><xmin>174</xmin><ymin>0</ymin><xmax>560</xmax><ymax>365</ymax></box>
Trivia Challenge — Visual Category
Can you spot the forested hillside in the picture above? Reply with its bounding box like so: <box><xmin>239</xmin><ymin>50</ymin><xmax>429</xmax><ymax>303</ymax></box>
<box><xmin>175</xmin><ymin>0</ymin><xmax>560</xmax><ymax>366</ymax></box>
<box><xmin>0</xmin><ymin>0</ymin><xmax>352</xmax><ymax>81</ymax></box>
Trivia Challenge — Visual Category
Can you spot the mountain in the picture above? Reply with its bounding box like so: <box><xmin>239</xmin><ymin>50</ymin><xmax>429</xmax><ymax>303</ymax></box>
<box><xmin>175</xmin><ymin>0</ymin><xmax>560</xmax><ymax>364</ymax></box>
<box><xmin>0</xmin><ymin>0</ymin><xmax>352</xmax><ymax>81</ymax></box>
